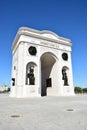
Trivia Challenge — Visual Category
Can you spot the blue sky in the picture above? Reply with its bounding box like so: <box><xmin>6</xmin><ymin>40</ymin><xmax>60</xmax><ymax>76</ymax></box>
<box><xmin>0</xmin><ymin>0</ymin><xmax>87</xmax><ymax>88</ymax></box>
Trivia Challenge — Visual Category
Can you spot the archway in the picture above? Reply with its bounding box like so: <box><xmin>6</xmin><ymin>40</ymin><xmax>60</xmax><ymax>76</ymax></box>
<box><xmin>41</xmin><ymin>52</ymin><xmax>57</xmax><ymax>96</ymax></box>
<box><xmin>26</xmin><ymin>62</ymin><xmax>37</xmax><ymax>85</ymax></box>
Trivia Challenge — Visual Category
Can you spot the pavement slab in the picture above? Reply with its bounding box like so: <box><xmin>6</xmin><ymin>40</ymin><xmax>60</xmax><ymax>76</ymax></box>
<box><xmin>0</xmin><ymin>94</ymin><xmax>87</xmax><ymax>130</ymax></box>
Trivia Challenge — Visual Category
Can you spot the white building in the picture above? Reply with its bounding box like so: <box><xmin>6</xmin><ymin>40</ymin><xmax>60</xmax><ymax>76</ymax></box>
<box><xmin>0</xmin><ymin>85</ymin><xmax>10</xmax><ymax>92</ymax></box>
<box><xmin>10</xmin><ymin>27</ymin><xmax>74</xmax><ymax>98</ymax></box>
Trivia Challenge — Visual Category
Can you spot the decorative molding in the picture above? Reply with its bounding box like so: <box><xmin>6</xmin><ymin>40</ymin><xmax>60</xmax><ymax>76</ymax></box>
<box><xmin>12</xmin><ymin>27</ymin><xmax>72</xmax><ymax>51</ymax></box>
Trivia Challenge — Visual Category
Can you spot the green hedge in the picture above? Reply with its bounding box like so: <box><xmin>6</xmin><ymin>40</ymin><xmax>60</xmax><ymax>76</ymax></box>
<box><xmin>74</xmin><ymin>87</ymin><xmax>87</xmax><ymax>93</ymax></box>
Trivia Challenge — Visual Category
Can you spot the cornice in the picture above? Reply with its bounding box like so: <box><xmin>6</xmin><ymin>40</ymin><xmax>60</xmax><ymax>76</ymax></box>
<box><xmin>12</xmin><ymin>27</ymin><xmax>72</xmax><ymax>51</ymax></box>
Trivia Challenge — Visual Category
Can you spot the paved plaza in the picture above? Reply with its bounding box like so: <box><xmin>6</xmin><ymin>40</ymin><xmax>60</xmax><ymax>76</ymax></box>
<box><xmin>0</xmin><ymin>94</ymin><xmax>87</xmax><ymax>130</ymax></box>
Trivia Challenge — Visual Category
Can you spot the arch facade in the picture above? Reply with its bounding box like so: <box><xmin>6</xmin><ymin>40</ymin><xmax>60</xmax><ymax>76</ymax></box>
<box><xmin>10</xmin><ymin>27</ymin><xmax>74</xmax><ymax>97</ymax></box>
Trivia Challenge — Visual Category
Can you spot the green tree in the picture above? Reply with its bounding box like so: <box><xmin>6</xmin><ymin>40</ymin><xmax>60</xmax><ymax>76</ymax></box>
<box><xmin>82</xmin><ymin>88</ymin><xmax>87</xmax><ymax>93</ymax></box>
<box><xmin>74</xmin><ymin>87</ymin><xmax>82</xmax><ymax>93</ymax></box>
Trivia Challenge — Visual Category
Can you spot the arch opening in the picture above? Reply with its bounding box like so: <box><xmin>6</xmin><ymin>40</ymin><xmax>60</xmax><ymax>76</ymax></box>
<box><xmin>26</xmin><ymin>62</ymin><xmax>37</xmax><ymax>85</ymax></box>
<box><xmin>41</xmin><ymin>52</ymin><xmax>57</xmax><ymax>96</ymax></box>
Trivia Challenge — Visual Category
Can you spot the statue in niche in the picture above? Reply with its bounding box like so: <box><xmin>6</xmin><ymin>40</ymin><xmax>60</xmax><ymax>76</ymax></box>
<box><xmin>12</xmin><ymin>78</ymin><xmax>15</xmax><ymax>86</ymax></box>
<box><xmin>27</xmin><ymin>66</ymin><xmax>35</xmax><ymax>85</ymax></box>
<box><xmin>62</xmin><ymin>70</ymin><xmax>68</xmax><ymax>86</ymax></box>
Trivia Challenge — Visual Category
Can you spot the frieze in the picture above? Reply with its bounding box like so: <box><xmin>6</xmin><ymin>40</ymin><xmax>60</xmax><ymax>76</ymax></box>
<box><xmin>40</xmin><ymin>41</ymin><xmax>71</xmax><ymax>51</ymax></box>
<box><xmin>41</xmin><ymin>42</ymin><xmax>59</xmax><ymax>49</ymax></box>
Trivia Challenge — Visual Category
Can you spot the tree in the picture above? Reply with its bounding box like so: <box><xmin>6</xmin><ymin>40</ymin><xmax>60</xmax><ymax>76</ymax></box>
<box><xmin>74</xmin><ymin>87</ymin><xmax>82</xmax><ymax>93</ymax></box>
<box><xmin>82</xmin><ymin>88</ymin><xmax>87</xmax><ymax>93</ymax></box>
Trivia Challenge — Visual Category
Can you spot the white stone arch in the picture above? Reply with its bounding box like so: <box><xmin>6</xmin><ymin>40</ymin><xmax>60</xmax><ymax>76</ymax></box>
<box><xmin>40</xmin><ymin>50</ymin><xmax>58</xmax><ymax>61</ymax></box>
<box><xmin>40</xmin><ymin>52</ymin><xmax>59</xmax><ymax>96</ymax></box>
<box><xmin>62</xmin><ymin>66</ymin><xmax>70</xmax><ymax>86</ymax></box>
<box><xmin>26</xmin><ymin>62</ymin><xmax>38</xmax><ymax>85</ymax></box>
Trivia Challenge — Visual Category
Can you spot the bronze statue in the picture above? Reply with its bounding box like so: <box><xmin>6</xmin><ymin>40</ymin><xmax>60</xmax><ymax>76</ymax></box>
<box><xmin>12</xmin><ymin>78</ymin><xmax>15</xmax><ymax>86</ymax></box>
<box><xmin>62</xmin><ymin>70</ymin><xmax>68</xmax><ymax>86</ymax></box>
<box><xmin>27</xmin><ymin>66</ymin><xmax>35</xmax><ymax>85</ymax></box>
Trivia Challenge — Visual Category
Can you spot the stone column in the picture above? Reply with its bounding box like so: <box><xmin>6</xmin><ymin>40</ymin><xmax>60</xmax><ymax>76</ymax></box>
<box><xmin>38</xmin><ymin>59</ymin><xmax>41</xmax><ymax>96</ymax></box>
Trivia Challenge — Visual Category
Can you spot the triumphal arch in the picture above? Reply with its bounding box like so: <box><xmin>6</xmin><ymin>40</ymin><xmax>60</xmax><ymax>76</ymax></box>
<box><xmin>10</xmin><ymin>27</ymin><xmax>74</xmax><ymax>97</ymax></box>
